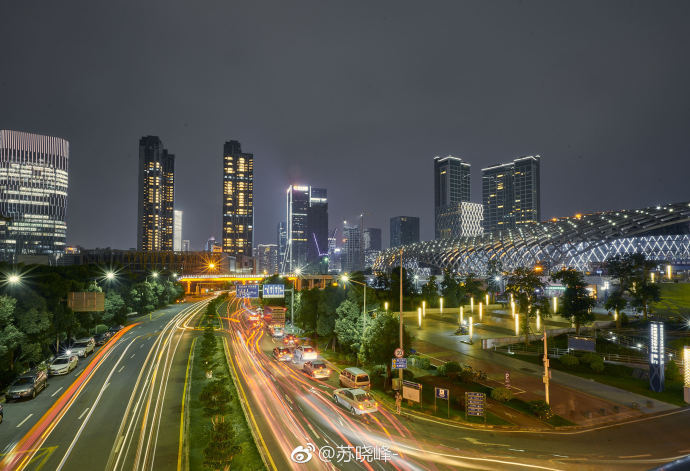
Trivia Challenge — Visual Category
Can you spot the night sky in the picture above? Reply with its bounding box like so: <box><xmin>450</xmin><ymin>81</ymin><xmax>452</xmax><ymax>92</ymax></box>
<box><xmin>3</xmin><ymin>1</ymin><xmax>690</xmax><ymax>250</ymax></box>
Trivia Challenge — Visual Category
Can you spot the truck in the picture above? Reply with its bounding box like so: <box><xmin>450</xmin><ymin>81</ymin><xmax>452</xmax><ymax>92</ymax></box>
<box><xmin>264</xmin><ymin>306</ymin><xmax>287</xmax><ymax>338</ymax></box>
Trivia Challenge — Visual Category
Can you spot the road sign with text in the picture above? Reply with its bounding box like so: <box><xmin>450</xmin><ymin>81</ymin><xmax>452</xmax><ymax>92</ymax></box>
<box><xmin>465</xmin><ymin>392</ymin><xmax>486</xmax><ymax>417</ymax></box>
<box><xmin>392</xmin><ymin>358</ymin><xmax>408</xmax><ymax>370</ymax></box>
<box><xmin>236</xmin><ymin>284</ymin><xmax>259</xmax><ymax>298</ymax></box>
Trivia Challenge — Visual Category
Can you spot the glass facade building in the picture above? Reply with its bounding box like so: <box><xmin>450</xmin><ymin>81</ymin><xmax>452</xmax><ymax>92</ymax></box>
<box><xmin>434</xmin><ymin>155</ymin><xmax>471</xmax><ymax>239</ymax></box>
<box><xmin>390</xmin><ymin>216</ymin><xmax>420</xmax><ymax>248</ymax></box>
<box><xmin>137</xmin><ymin>136</ymin><xmax>174</xmax><ymax>252</ymax></box>
<box><xmin>285</xmin><ymin>185</ymin><xmax>328</xmax><ymax>273</ymax></box>
<box><xmin>222</xmin><ymin>140</ymin><xmax>254</xmax><ymax>256</ymax></box>
<box><xmin>0</xmin><ymin>130</ymin><xmax>69</xmax><ymax>260</ymax></box>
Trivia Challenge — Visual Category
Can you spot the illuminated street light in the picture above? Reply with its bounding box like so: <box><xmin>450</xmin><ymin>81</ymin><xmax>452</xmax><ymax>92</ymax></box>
<box><xmin>152</xmin><ymin>271</ymin><xmax>159</xmax><ymax>279</ymax></box>
<box><xmin>422</xmin><ymin>300</ymin><xmax>426</xmax><ymax>318</ymax></box>
<box><xmin>470</xmin><ymin>296</ymin><xmax>474</xmax><ymax>313</ymax></box>
<box><xmin>459</xmin><ymin>306</ymin><xmax>464</xmax><ymax>325</ymax></box>
<box><xmin>667</xmin><ymin>265</ymin><xmax>672</xmax><ymax>280</ymax></box>
<box><xmin>478</xmin><ymin>302</ymin><xmax>483</xmax><ymax>321</ymax></box>
<box><xmin>208</xmin><ymin>263</ymin><xmax>216</xmax><ymax>270</ymax></box>
<box><xmin>469</xmin><ymin>316</ymin><xmax>473</xmax><ymax>339</ymax></box>
<box><xmin>384</xmin><ymin>302</ymin><xmax>389</xmax><ymax>311</ymax></box>
<box><xmin>418</xmin><ymin>307</ymin><xmax>422</xmax><ymax>327</ymax></box>
<box><xmin>7</xmin><ymin>274</ymin><xmax>21</xmax><ymax>285</ymax></box>
<box><xmin>552</xmin><ymin>296</ymin><xmax>558</xmax><ymax>314</ymax></box>
<box><xmin>295</xmin><ymin>267</ymin><xmax>302</xmax><ymax>276</ymax></box>
<box><xmin>515</xmin><ymin>314</ymin><xmax>520</xmax><ymax>336</ymax></box>
<box><xmin>105</xmin><ymin>271</ymin><xmax>115</xmax><ymax>281</ymax></box>
<box><xmin>439</xmin><ymin>297</ymin><xmax>444</xmax><ymax>315</ymax></box>
<box><xmin>536</xmin><ymin>310</ymin><xmax>541</xmax><ymax>331</ymax></box>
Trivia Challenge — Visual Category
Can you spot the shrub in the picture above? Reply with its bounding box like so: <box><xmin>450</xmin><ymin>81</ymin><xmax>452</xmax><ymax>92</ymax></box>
<box><xmin>589</xmin><ymin>357</ymin><xmax>605</xmax><ymax>373</ymax></box>
<box><xmin>620</xmin><ymin>312</ymin><xmax>630</xmax><ymax>326</ymax></box>
<box><xmin>580</xmin><ymin>352</ymin><xmax>600</xmax><ymax>366</ymax></box>
<box><xmin>410</xmin><ymin>355</ymin><xmax>431</xmax><ymax>370</ymax></box>
<box><xmin>458</xmin><ymin>368</ymin><xmax>475</xmax><ymax>384</ymax></box>
<box><xmin>490</xmin><ymin>387</ymin><xmax>513</xmax><ymax>403</ymax></box>
<box><xmin>528</xmin><ymin>400</ymin><xmax>552</xmax><ymax>419</ymax></box>
<box><xmin>403</xmin><ymin>369</ymin><xmax>415</xmax><ymax>381</ymax></box>
<box><xmin>666</xmin><ymin>361</ymin><xmax>682</xmax><ymax>383</ymax></box>
<box><xmin>370</xmin><ymin>364</ymin><xmax>387</xmax><ymax>378</ymax></box>
<box><xmin>559</xmin><ymin>354</ymin><xmax>579</xmax><ymax>368</ymax></box>
<box><xmin>94</xmin><ymin>324</ymin><xmax>109</xmax><ymax>334</ymax></box>
<box><xmin>438</xmin><ymin>361</ymin><xmax>462</xmax><ymax>377</ymax></box>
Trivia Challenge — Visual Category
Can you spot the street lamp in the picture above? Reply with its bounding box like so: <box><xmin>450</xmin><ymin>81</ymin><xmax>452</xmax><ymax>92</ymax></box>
<box><xmin>8</xmin><ymin>274</ymin><xmax>21</xmax><ymax>285</ymax></box>
<box><xmin>105</xmin><ymin>271</ymin><xmax>115</xmax><ymax>281</ymax></box>
<box><xmin>152</xmin><ymin>271</ymin><xmax>159</xmax><ymax>279</ymax></box>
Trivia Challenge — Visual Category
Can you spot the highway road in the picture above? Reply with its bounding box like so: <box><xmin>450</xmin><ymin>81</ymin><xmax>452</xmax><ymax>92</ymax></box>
<box><xmin>0</xmin><ymin>298</ymin><xmax>209</xmax><ymax>471</ymax></box>
<box><xmin>222</xmin><ymin>294</ymin><xmax>690</xmax><ymax>471</ymax></box>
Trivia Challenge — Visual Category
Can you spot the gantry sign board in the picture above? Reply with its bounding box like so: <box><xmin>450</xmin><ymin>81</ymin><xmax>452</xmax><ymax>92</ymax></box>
<box><xmin>465</xmin><ymin>392</ymin><xmax>486</xmax><ymax>417</ymax></box>
<box><xmin>68</xmin><ymin>292</ymin><xmax>105</xmax><ymax>312</ymax></box>
<box><xmin>402</xmin><ymin>380</ymin><xmax>422</xmax><ymax>403</ymax></box>
<box><xmin>649</xmin><ymin>321</ymin><xmax>665</xmax><ymax>392</ymax></box>
<box><xmin>236</xmin><ymin>284</ymin><xmax>259</xmax><ymax>299</ymax></box>
<box><xmin>262</xmin><ymin>284</ymin><xmax>285</xmax><ymax>298</ymax></box>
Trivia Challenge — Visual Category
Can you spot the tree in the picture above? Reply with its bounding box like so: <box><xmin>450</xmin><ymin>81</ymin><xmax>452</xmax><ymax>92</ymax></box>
<box><xmin>333</xmin><ymin>299</ymin><xmax>363</xmax><ymax>354</ymax></box>
<box><xmin>0</xmin><ymin>296</ymin><xmax>25</xmax><ymax>372</ymax></box>
<box><xmin>604</xmin><ymin>289</ymin><xmax>627</xmax><ymax>329</ymax></box>
<box><xmin>360</xmin><ymin>312</ymin><xmax>411</xmax><ymax>388</ymax></box>
<box><xmin>389</xmin><ymin>266</ymin><xmax>416</xmax><ymax>310</ymax></box>
<box><xmin>104</xmin><ymin>291</ymin><xmax>127</xmax><ymax>324</ymax></box>
<box><xmin>199</xmin><ymin>378</ymin><xmax>233</xmax><ymax>417</ymax></box>
<box><xmin>439</xmin><ymin>269</ymin><xmax>459</xmax><ymax>308</ymax></box>
<box><xmin>486</xmin><ymin>259</ymin><xmax>504</xmax><ymax>294</ymax></box>
<box><xmin>420</xmin><ymin>275</ymin><xmax>439</xmax><ymax>308</ymax></box>
<box><xmin>296</xmin><ymin>288</ymin><xmax>319</xmax><ymax>333</ymax></box>
<box><xmin>629</xmin><ymin>280</ymin><xmax>661</xmax><ymax>320</ymax></box>
<box><xmin>605</xmin><ymin>253</ymin><xmax>659</xmax><ymax>320</ymax></box>
<box><xmin>316</xmin><ymin>285</ymin><xmax>346</xmax><ymax>338</ymax></box>
<box><xmin>203</xmin><ymin>420</ymin><xmax>242</xmax><ymax>471</ymax></box>
<box><xmin>506</xmin><ymin>267</ymin><xmax>548</xmax><ymax>343</ymax></box>
<box><xmin>462</xmin><ymin>273</ymin><xmax>484</xmax><ymax>304</ymax></box>
<box><xmin>551</xmin><ymin>269</ymin><xmax>596</xmax><ymax>334</ymax></box>
<box><xmin>128</xmin><ymin>281</ymin><xmax>157</xmax><ymax>315</ymax></box>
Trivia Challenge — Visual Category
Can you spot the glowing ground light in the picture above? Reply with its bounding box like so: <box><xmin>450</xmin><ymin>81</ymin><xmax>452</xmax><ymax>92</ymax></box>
<box><xmin>470</xmin><ymin>297</ymin><xmax>474</xmax><ymax>313</ymax></box>
<box><xmin>479</xmin><ymin>302</ymin><xmax>483</xmax><ymax>321</ymax></box>
<box><xmin>684</xmin><ymin>347</ymin><xmax>690</xmax><ymax>387</ymax></box>
<box><xmin>459</xmin><ymin>306</ymin><xmax>464</xmax><ymax>325</ymax></box>
<box><xmin>440</xmin><ymin>297</ymin><xmax>443</xmax><ymax>314</ymax></box>
<box><xmin>552</xmin><ymin>296</ymin><xmax>558</xmax><ymax>313</ymax></box>
<box><xmin>469</xmin><ymin>316</ymin><xmax>473</xmax><ymax>338</ymax></box>
<box><xmin>536</xmin><ymin>311</ymin><xmax>541</xmax><ymax>331</ymax></box>
<box><xmin>418</xmin><ymin>307</ymin><xmax>422</xmax><ymax>327</ymax></box>
<box><xmin>515</xmin><ymin>314</ymin><xmax>520</xmax><ymax>335</ymax></box>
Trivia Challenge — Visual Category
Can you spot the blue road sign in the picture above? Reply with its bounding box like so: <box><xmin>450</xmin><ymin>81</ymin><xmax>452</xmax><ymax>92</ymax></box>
<box><xmin>262</xmin><ymin>284</ymin><xmax>285</xmax><ymax>298</ymax></box>
<box><xmin>465</xmin><ymin>391</ymin><xmax>486</xmax><ymax>417</ymax></box>
<box><xmin>392</xmin><ymin>358</ymin><xmax>408</xmax><ymax>370</ymax></box>
<box><xmin>435</xmin><ymin>387</ymin><xmax>449</xmax><ymax>400</ymax></box>
<box><xmin>236</xmin><ymin>284</ymin><xmax>259</xmax><ymax>298</ymax></box>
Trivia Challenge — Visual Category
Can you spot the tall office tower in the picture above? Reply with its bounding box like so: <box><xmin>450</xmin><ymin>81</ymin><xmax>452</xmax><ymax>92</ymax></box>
<box><xmin>286</xmin><ymin>185</ymin><xmax>310</xmax><ymax>272</ymax></box>
<box><xmin>257</xmin><ymin>244</ymin><xmax>279</xmax><ymax>275</ymax></box>
<box><xmin>342</xmin><ymin>223</ymin><xmax>362</xmax><ymax>273</ymax></box>
<box><xmin>363</xmin><ymin>227</ymin><xmax>382</xmax><ymax>269</ymax></box>
<box><xmin>277</xmin><ymin>221</ymin><xmax>287</xmax><ymax>273</ymax></box>
<box><xmin>173</xmin><ymin>210</ymin><xmax>183</xmax><ymax>251</ymax></box>
<box><xmin>390</xmin><ymin>216</ymin><xmax>420</xmax><ymax>248</ymax></box>
<box><xmin>182</xmin><ymin>240</ymin><xmax>190</xmax><ymax>252</ymax></box>
<box><xmin>327</xmin><ymin>230</ymin><xmax>340</xmax><ymax>273</ymax></box>
<box><xmin>482</xmin><ymin>155</ymin><xmax>540</xmax><ymax>232</ymax></box>
<box><xmin>222</xmin><ymin>140</ymin><xmax>254</xmax><ymax>256</ymax></box>
<box><xmin>435</xmin><ymin>202</ymin><xmax>484</xmax><ymax>238</ymax></box>
<box><xmin>285</xmin><ymin>185</ymin><xmax>328</xmax><ymax>273</ymax></box>
<box><xmin>205</xmin><ymin>236</ymin><xmax>216</xmax><ymax>252</ymax></box>
<box><xmin>0</xmin><ymin>130</ymin><xmax>69</xmax><ymax>260</ymax></box>
<box><xmin>434</xmin><ymin>155</ymin><xmax>471</xmax><ymax>239</ymax></box>
<box><xmin>137</xmin><ymin>136</ymin><xmax>174</xmax><ymax>252</ymax></box>
<box><xmin>307</xmin><ymin>187</ymin><xmax>328</xmax><ymax>273</ymax></box>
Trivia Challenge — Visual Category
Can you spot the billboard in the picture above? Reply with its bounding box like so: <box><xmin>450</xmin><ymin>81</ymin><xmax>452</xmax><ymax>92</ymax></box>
<box><xmin>567</xmin><ymin>335</ymin><xmax>596</xmax><ymax>352</ymax></box>
<box><xmin>649</xmin><ymin>321</ymin><xmax>665</xmax><ymax>392</ymax></box>
<box><xmin>68</xmin><ymin>292</ymin><xmax>105</xmax><ymax>312</ymax></box>
<box><xmin>402</xmin><ymin>380</ymin><xmax>421</xmax><ymax>403</ymax></box>
<box><xmin>236</xmin><ymin>284</ymin><xmax>259</xmax><ymax>299</ymax></box>
<box><xmin>262</xmin><ymin>284</ymin><xmax>285</xmax><ymax>299</ymax></box>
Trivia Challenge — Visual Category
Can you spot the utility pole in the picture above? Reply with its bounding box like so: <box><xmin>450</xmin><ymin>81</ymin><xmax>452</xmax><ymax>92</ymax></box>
<box><xmin>543</xmin><ymin>330</ymin><xmax>550</xmax><ymax>405</ymax></box>
<box><xmin>399</xmin><ymin>248</ymin><xmax>404</xmax><ymax>387</ymax></box>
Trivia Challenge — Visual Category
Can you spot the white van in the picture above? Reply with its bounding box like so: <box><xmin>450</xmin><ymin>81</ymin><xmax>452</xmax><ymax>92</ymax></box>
<box><xmin>338</xmin><ymin>367</ymin><xmax>370</xmax><ymax>391</ymax></box>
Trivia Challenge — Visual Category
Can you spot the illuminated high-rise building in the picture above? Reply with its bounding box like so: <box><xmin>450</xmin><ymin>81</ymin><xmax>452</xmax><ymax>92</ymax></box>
<box><xmin>173</xmin><ymin>209</ymin><xmax>183</xmax><ymax>251</ymax></box>
<box><xmin>390</xmin><ymin>216</ymin><xmax>419</xmax><ymax>248</ymax></box>
<box><xmin>222</xmin><ymin>140</ymin><xmax>254</xmax><ymax>256</ymax></box>
<box><xmin>434</xmin><ymin>155</ymin><xmax>471</xmax><ymax>239</ymax></box>
<box><xmin>277</xmin><ymin>221</ymin><xmax>287</xmax><ymax>272</ymax></box>
<box><xmin>285</xmin><ymin>185</ymin><xmax>328</xmax><ymax>273</ymax></box>
<box><xmin>257</xmin><ymin>243</ymin><xmax>279</xmax><ymax>274</ymax></box>
<box><xmin>137</xmin><ymin>136</ymin><xmax>174</xmax><ymax>251</ymax></box>
<box><xmin>482</xmin><ymin>155</ymin><xmax>540</xmax><ymax>232</ymax></box>
<box><xmin>0</xmin><ymin>130</ymin><xmax>69</xmax><ymax>260</ymax></box>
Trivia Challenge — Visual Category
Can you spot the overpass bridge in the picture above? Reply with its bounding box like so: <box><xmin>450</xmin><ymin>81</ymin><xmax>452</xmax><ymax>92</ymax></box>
<box><xmin>177</xmin><ymin>273</ymin><xmax>336</xmax><ymax>294</ymax></box>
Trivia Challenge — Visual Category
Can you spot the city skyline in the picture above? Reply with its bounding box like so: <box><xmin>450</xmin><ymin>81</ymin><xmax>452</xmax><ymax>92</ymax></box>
<box><xmin>3</xmin><ymin>2</ymin><xmax>690</xmax><ymax>251</ymax></box>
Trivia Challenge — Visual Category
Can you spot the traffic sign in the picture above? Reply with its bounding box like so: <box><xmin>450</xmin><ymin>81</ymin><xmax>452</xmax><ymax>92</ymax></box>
<box><xmin>394</xmin><ymin>348</ymin><xmax>404</xmax><ymax>358</ymax></box>
<box><xmin>391</xmin><ymin>358</ymin><xmax>408</xmax><ymax>370</ymax></box>
<box><xmin>435</xmin><ymin>387</ymin><xmax>449</xmax><ymax>400</ymax></box>
<box><xmin>237</xmin><ymin>284</ymin><xmax>259</xmax><ymax>298</ymax></box>
<box><xmin>465</xmin><ymin>391</ymin><xmax>486</xmax><ymax>419</ymax></box>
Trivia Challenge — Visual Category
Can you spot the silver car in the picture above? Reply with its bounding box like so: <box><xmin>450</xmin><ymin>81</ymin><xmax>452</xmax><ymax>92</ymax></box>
<box><xmin>6</xmin><ymin>370</ymin><xmax>48</xmax><ymax>401</ymax></box>
<box><xmin>333</xmin><ymin>388</ymin><xmax>378</xmax><ymax>415</ymax></box>
<box><xmin>49</xmin><ymin>355</ymin><xmax>79</xmax><ymax>375</ymax></box>
<box><xmin>69</xmin><ymin>338</ymin><xmax>95</xmax><ymax>358</ymax></box>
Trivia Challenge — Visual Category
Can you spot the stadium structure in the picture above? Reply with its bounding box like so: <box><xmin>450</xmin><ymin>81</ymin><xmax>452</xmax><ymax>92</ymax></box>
<box><xmin>373</xmin><ymin>202</ymin><xmax>690</xmax><ymax>275</ymax></box>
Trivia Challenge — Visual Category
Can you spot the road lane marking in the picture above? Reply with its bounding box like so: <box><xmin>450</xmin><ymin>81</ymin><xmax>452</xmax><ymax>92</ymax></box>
<box><xmin>130</xmin><ymin>354</ymin><xmax>136</xmax><ymax>359</ymax></box>
<box><xmin>114</xmin><ymin>435</ymin><xmax>125</xmax><ymax>454</ymax></box>
<box><xmin>178</xmin><ymin>337</ymin><xmax>196</xmax><ymax>471</ymax></box>
<box><xmin>619</xmin><ymin>454</ymin><xmax>651</xmax><ymax>459</ymax></box>
<box><xmin>118</xmin><ymin>366</ymin><xmax>125</xmax><ymax>373</ymax></box>
<box><xmin>16</xmin><ymin>414</ymin><xmax>33</xmax><ymax>428</ymax></box>
<box><xmin>78</xmin><ymin>408</ymin><xmax>90</xmax><ymax>420</ymax></box>
<box><xmin>50</xmin><ymin>387</ymin><xmax>64</xmax><ymax>397</ymax></box>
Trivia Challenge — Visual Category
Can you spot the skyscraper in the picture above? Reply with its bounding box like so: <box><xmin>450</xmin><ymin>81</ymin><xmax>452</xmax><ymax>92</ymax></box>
<box><xmin>257</xmin><ymin>243</ymin><xmax>279</xmax><ymax>274</ymax></box>
<box><xmin>137</xmin><ymin>136</ymin><xmax>174</xmax><ymax>252</ymax></box>
<box><xmin>285</xmin><ymin>185</ymin><xmax>328</xmax><ymax>273</ymax></box>
<box><xmin>0</xmin><ymin>130</ymin><xmax>69</xmax><ymax>261</ymax></box>
<box><xmin>342</xmin><ymin>223</ymin><xmax>362</xmax><ymax>273</ymax></box>
<box><xmin>173</xmin><ymin>210</ymin><xmax>183</xmax><ymax>251</ymax></box>
<box><xmin>363</xmin><ymin>227</ymin><xmax>382</xmax><ymax>269</ymax></box>
<box><xmin>390</xmin><ymin>216</ymin><xmax>420</xmax><ymax>248</ymax></box>
<box><xmin>222</xmin><ymin>140</ymin><xmax>254</xmax><ymax>256</ymax></box>
<box><xmin>482</xmin><ymin>155</ymin><xmax>541</xmax><ymax>232</ymax></box>
<box><xmin>434</xmin><ymin>155</ymin><xmax>471</xmax><ymax>239</ymax></box>
<box><xmin>277</xmin><ymin>221</ymin><xmax>287</xmax><ymax>273</ymax></box>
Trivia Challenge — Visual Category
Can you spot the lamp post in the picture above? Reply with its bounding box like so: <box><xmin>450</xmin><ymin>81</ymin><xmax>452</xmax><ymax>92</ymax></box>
<box><xmin>399</xmin><ymin>248</ymin><xmax>404</xmax><ymax>388</ymax></box>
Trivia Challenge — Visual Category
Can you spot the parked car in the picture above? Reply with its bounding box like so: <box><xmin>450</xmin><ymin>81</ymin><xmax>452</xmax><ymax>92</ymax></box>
<box><xmin>303</xmin><ymin>360</ymin><xmax>331</xmax><ymax>379</ymax></box>
<box><xmin>94</xmin><ymin>331</ymin><xmax>113</xmax><ymax>346</ymax></box>
<box><xmin>338</xmin><ymin>367</ymin><xmax>370</xmax><ymax>390</ymax></box>
<box><xmin>69</xmin><ymin>337</ymin><xmax>95</xmax><ymax>358</ymax></box>
<box><xmin>272</xmin><ymin>347</ymin><xmax>293</xmax><ymax>362</ymax></box>
<box><xmin>49</xmin><ymin>355</ymin><xmax>79</xmax><ymax>375</ymax></box>
<box><xmin>293</xmin><ymin>345</ymin><xmax>317</xmax><ymax>362</ymax></box>
<box><xmin>6</xmin><ymin>370</ymin><xmax>48</xmax><ymax>401</ymax></box>
<box><xmin>333</xmin><ymin>388</ymin><xmax>378</xmax><ymax>415</ymax></box>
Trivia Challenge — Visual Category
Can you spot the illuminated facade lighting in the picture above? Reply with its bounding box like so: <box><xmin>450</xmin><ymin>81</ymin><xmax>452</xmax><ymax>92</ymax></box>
<box><xmin>222</xmin><ymin>140</ymin><xmax>254</xmax><ymax>257</ymax></box>
<box><xmin>137</xmin><ymin>136</ymin><xmax>174</xmax><ymax>252</ymax></box>
<box><xmin>0</xmin><ymin>130</ymin><xmax>69</xmax><ymax>260</ymax></box>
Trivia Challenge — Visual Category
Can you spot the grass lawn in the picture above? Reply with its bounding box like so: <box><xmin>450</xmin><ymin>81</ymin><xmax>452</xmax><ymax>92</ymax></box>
<box><xmin>510</xmin><ymin>353</ymin><xmax>687</xmax><ymax>407</ymax></box>
<box><xmin>189</xmin><ymin>305</ymin><xmax>264</xmax><ymax>471</ymax></box>
<box><xmin>651</xmin><ymin>283</ymin><xmax>690</xmax><ymax>318</ymax></box>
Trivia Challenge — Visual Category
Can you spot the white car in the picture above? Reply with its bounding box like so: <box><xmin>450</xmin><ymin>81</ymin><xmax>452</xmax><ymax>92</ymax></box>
<box><xmin>69</xmin><ymin>338</ymin><xmax>95</xmax><ymax>358</ymax></box>
<box><xmin>333</xmin><ymin>388</ymin><xmax>378</xmax><ymax>415</ymax></box>
<box><xmin>49</xmin><ymin>355</ymin><xmax>79</xmax><ymax>375</ymax></box>
<box><xmin>303</xmin><ymin>360</ymin><xmax>331</xmax><ymax>379</ymax></box>
<box><xmin>293</xmin><ymin>345</ymin><xmax>317</xmax><ymax>362</ymax></box>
